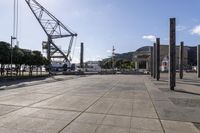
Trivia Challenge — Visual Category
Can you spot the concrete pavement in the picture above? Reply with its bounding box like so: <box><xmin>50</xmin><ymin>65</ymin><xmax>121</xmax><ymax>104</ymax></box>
<box><xmin>0</xmin><ymin>75</ymin><xmax>199</xmax><ymax>133</ymax></box>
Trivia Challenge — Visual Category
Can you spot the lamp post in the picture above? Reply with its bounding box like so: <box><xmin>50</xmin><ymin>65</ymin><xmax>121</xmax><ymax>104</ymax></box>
<box><xmin>11</xmin><ymin>36</ymin><xmax>16</xmax><ymax>77</ymax></box>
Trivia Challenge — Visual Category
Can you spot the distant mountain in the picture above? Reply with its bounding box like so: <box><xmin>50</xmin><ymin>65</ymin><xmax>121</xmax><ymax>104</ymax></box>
<box><xmin>114</xmin><ymin>52</ymin><xmax>135</xmax><ymax>61</ymax></box>
<box><xmin>102</xmin><ymin>45</ymin><xmax>197</xmax><ymax>67</ymax></box>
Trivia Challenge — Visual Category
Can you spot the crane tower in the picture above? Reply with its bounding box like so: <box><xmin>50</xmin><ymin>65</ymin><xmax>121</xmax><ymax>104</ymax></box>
<box><xmin>25</xmin><ymin>0</ymin><xmax>77</xmax><ymax>66</ymax></box>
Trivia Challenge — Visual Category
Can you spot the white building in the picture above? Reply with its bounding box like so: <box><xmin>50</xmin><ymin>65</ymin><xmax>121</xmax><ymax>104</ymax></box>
<box><xmin>85</xmin><ymin>61</ymin><xmax>101</xmax><ymax>72</ymax></box>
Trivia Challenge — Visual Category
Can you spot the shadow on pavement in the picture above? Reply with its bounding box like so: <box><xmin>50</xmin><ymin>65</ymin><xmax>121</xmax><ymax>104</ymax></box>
<box><xmin>0</xmin><ymin>76</ymin><xmax>49</xmax><ymax>89</ymax></box>
<box><xmin>174</xmin><ymin>90</ymin><xmax>200</xmax><ymax>96</ymax></box>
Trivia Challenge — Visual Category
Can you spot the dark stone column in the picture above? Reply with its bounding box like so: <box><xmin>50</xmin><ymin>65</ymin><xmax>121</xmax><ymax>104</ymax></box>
<box><xmin>47</xmin><ymin>38</ymin><xmax>51</xmax><ymax>62</ymax></box>
<box><xmin>80</xmin><ymin>42</ymin><xmax>84</xmax><ymax>68</ymax></box>
<box><xmin>198</xmin><ymin>45</ymin><xmax>200</xmax><ymax>78</ymax></box>
<box><xmin>169</xmin><ymin>18</ymin><xmax>176</xmax><ymax>90</ymax></box>
<box><xmin>150</xmin><ymin>47</ymin><xmax>153</xmax><ymax>77</ymax></box>
<box><xmin>153</xmin><ymin>43</ymin><xmax>157</xmax><ymax>79</ymax></box>
<box><xmin>179</xmin><ymin>42</ymin><xmax>184</xmax><ymax>79</ymax></box>
<box><xmin>47</xmin><ymin>38</ymin><xmax>51</xmax><ymax>74</ymax></box>
<box><xmin>156</xmin><ymin>38</ymin><xmax>160</xmax><ymax>81</ymax></box>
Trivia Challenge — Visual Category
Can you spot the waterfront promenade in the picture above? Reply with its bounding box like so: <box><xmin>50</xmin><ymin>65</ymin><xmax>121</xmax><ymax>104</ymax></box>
<box><xmin>0</xmin><ymin>74</ymin><xmax>199</xmax><ymax>133</ymax></box>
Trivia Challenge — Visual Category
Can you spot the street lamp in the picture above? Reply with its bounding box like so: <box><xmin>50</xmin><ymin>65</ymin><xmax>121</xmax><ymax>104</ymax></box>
<box><xmin>11</xmin><ymin>36</ymin><xmax>16</xmax><ymax>77</ymax></box>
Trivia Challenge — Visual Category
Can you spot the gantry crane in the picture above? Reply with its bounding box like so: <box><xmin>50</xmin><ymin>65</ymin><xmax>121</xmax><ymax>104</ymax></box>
<box><xmin>25</xmin><ymin>0</ymin><xmax>77</xmax><ymax>67</ymax></box>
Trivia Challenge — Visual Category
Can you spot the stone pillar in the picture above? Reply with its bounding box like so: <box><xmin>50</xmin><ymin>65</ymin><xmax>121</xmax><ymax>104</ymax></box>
<box><xmin>47</xmin><ymin>38</ymin><xmax>51</xmax><ymax>73</ymax></box>
<box><xmin>47</xmin><ymin>38</ymin><xmax>51</xmax><ymax>62</ymax></box>
<box><xmin>80</xmin><ymin>42</ymin><xmax>84</xmax><ymax>68</ymax></box>
<box><xmin>150</xmin><ymin>47</ymin><xmax>153</xmax><ymax>77</ymax></box>
<box><xmin>153</xmin><ymin>43</ymin><xmax>157</xmax><ymax>79</ymax></box>
<box><xmin>135</xmin><ymin>61</ymin><xmax>139</xmax><ymax>70</ymax></box>
<box><xmin>156</xmin><ymin>38</ymin><xmax>160</xmax><ymax>81</ymax></box>
<box><xmin>146</xmin><ymin>61</ymin><xmax>149</xmax><ymax>70</ymax></box>
<box><xmin>179</xmin><ymin>42</ymin><xmax>184</xmax><ymax>79</ymax></box>
<box><xmin>197</xmin><ymin>45</ymin><xmax>200</xmax><ymax>78</ymax></box>
<box><xmin>169</xmin><ymin>18</ymin><xmax>176</xmax><ymax>90</ymax></box>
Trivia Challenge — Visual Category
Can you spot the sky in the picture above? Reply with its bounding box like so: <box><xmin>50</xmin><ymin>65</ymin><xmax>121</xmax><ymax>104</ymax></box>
<box><xmin>1</xmin><ymin>0</ymin><xmax>200</xmax><ymax>63</ymax></box>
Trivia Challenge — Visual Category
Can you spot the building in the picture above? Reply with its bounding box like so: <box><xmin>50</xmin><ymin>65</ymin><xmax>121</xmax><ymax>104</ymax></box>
<box><xmin>133</xmin><ymin>45</ymin><xmax>190</xmax><ymax>71</ymax></box>
<box><xmin>85</xmin><ymin>61</ymin><xmax>101</xmax><ymax>72</ymax></box>
<box><xmin>132</xmin><ymin>46</ymin><xmax>151</xmax><ymax>70</ymax></box>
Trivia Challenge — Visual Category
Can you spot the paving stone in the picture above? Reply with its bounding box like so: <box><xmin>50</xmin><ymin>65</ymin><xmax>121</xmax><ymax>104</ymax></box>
<box><xmin>130</xmin><ymin>128</ymin><xmax>164</xmax><ymax>133</ymax></box>
<box><xmin>86</xmin><ymin>98</ymin><xmax>115</xmax><ymax>114</ymax></box>
<box><xmin>75</xmin><ymin>113</ymin><xmax>105</xmax><ymax>124</ymax></box>
<box><xmin>102</xmin><ymin>115</ymin><xmax>131</xmax><ymax>128</ymax></box>
<box><xmin>60</xmin><ymin>123</ymin><xmax>98</xmax><ymax>133</ymax></box>
<box><xmin>131</xmin><ymin>117</ymin><xmax>163</xmax><ymax>131</ymax></box>
<box><xmin>0</xmin><ymin>93</ymin><xmax>54</xmax><ymax>106</ymax></box>
<box><xmin>32</xmin><ymin>95</ymin><xmax>98</xmax><ymax>111</ymax></box>
<box><xmin>1</xmin><ymin>74</ymin><xmax>199</xmax><ymax>133</ymax></box>
<box><xmin>0</xmin><ymin>116</ymin><xmax>68</xmax><ymax>133</ymax></box>
<box><xmin>0</xmin><ymin>127</ymin><xmax>40</xmax><ymax>133</ymax></box>
<box><xmin>132</xmin><ymin>106</ymin><xmax>158</xmax><ymax>118</ymax></box>
<box><xmin>95</xmin><ymin>125</ymin><xmax>129</xmax><ymax>133</ymax></box>
<box><xmin>108</xmin><ymin>99</ymin><xmax>132</xmax><ymax>116</ymax></box>
<box><xmin>0</xmin><ymin>107</ymin><xmax>80</xmax><ymax>133</ymax></box>
<box><xmin>8</xmin><ymin>107</ymin><xmax>80</xmax><ymax>121</ymax></box>
<box><xmin>103</xmin><ymin>91</ymin><xmax>121</xmax><ymax>99</ymax></box>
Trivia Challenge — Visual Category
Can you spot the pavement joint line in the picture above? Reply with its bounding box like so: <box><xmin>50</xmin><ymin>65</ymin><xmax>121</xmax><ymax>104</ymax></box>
<box><xmin>86</xmin><ymin>109</ymin><xmax>160</xmax><ymax>120</ymax></box>
<box><xmin>0</xmin><ymin>104</ymin><xmax>23</xmax><ymax>108</ymax></box>
<box><xmin>71</xmin><ymin>121</ymin><xmax>131</xmax><ymax>130</ymax></box>
<box><xmin>57</xmin><ymin>81</ymin><xmax>120</xmax><ymax>133</ymax></box>
<box><xmin>94</xmin><ymin>85</ymin><xmax>123</xmax><ymax>133</ymax></box>
<box><xmin>0</xmin><ymin>106</ymin><xmax>24</xmax><ymax>117</ymax></box>
<box><xmin>129</xmin><ymin>91</ymin><xmax>135</xmax><ymax>133</ymax></box>
<box><xmin>28</xmin><ymin>106</ymin><xmax>82</xmax><ymax>113</ymax></box>
<box><xmin>144</xmin><ymin>76</ymin><xmax>166</xmax><ymax>133</ymax></box>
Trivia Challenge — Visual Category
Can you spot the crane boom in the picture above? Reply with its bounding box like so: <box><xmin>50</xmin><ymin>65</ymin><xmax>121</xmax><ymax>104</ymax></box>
<box><xmin>25</xmin><ymin>0</ymin><xmax>77</xmax><ymax>63</ymax></box>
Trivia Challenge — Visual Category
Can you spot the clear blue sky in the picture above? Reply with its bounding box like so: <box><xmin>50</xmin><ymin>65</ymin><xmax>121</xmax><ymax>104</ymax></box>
<box><xmin>1</xmin><ymin>0</ymin><xmax>200</xmax><ymax>63</ymax></box>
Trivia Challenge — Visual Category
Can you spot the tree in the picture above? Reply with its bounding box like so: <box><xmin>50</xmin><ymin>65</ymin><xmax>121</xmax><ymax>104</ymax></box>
<box><xmin>42</xmin><ymin>57</ymin><xmax>50</xmax><ymax>72</ymax></box>
<box><xmin>0</xmin><ymin>42</ymin><xmax>10</xmax><ymax>76</ymax></box>
<box><xmin>32</xmin><ymin>51</ymin><xmax>43</xmax><ymax>75</ymax></box>
<box><xmin>115</xmin><ymin>59</ymin><xmax>123</xmax><ymax>70</ymax></box>
<box><xmin>0</xmin><ymin>41</ymin><xmax>49</xmax><ymax>77</ymax></box>
<box><xmin>121</xmin><ymin>60</ymin><xmax>131</xmax><ymax>69</ymax></box>
<box><xmin>21</xmin><ymin>49</ymin><xmax>32</xmax><ymax>76</ymax></box>
<box><xmin>100</xmin><ymin>59</ymin><xmax>112</xmax><ymax>69</ymax></box>
<box><xmin>13</xmin><ymin>46</ymin><xmax>24</xmax><ymax>76</ymax></box>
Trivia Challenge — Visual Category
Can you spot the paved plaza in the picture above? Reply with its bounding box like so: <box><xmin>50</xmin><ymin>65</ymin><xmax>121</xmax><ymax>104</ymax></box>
<box><xmin>0</xmin><ymin>74</ymin><xmax>199</xmax><ymax>133</ymax></box>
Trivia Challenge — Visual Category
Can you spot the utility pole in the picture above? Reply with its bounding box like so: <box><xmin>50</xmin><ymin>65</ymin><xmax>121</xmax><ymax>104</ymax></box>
<box><xmin>112</xmin><ymin>46</ymin><xmax>115</xmax><ymax>72</ymax></box>
<box><xmin>156</xmin><ymin>38</ymin><xmax>160</xmax><ymax>81</ymax></box>
<box><xmin>11</xmin><ymin>36</ymin><xmax>16</xmax><ymax>77</ymax></box>
<box><xmin>179</xmin><ymin>42</ymin><xmax>184</xmax><ymax>79</ymax></box>
<box><xmin>169</xmin><ymin>18</ymin><xmax>176</xmax><ymax>90</ymax></box>
<box><xmin>197</xmin><ymin>45</ymin><xmax>200</xmax><ymax>78</ymax></box>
